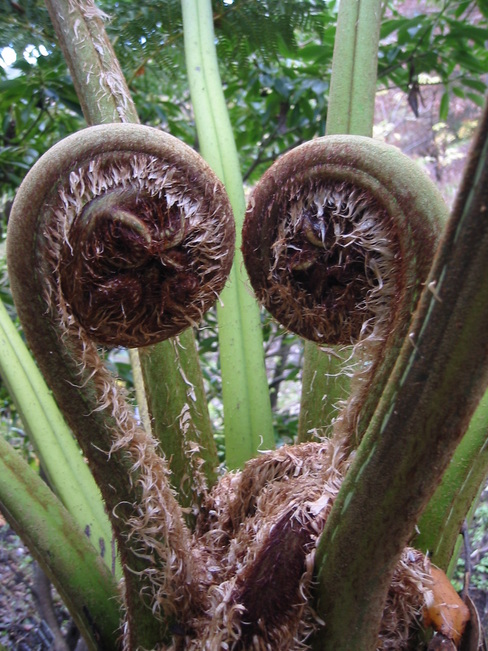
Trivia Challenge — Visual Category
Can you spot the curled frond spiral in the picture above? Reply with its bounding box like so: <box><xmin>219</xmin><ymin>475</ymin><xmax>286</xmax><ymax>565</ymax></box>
<box><xmin>33</xmin><ymin>124</ymin><xmax>235</xmax><ymax>347</ymax></box>
<box><xmin>243</xmin><ymin>135</ymin><xmax>443</xmax><ymax>347</ymax></box>
<box><xmin>242</xmin><ymin>136</ymin><xmax>446</xmax><ymax>442</ymax></box>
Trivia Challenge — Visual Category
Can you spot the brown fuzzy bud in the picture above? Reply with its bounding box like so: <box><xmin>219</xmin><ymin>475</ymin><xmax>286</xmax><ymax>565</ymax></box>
<box><xmin>13</xmin><ymin>123</ymin><xmax>235</xmax><ymax>348</ymax></box>
<box><xmin>242</xmin><ymin>135</ymin><xmax>445</xmax><ymax>346</ymax></box>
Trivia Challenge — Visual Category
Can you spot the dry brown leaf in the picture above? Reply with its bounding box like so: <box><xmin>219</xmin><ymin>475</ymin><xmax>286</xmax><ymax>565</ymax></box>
<box><xmin>423</xmin><ymin>565</ymin><xmax>470</xmax><ymax>647</ymax></box>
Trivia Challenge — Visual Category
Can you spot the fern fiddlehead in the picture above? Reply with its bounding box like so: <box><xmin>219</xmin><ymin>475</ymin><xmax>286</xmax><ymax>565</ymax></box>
<box><xmin>7</xmin><ymin>123</ymin><xmax>235</xmax><ymax>649</ymax></box>
<box><xmin>242</xmin><ymin>134</ymin><xmax>446</xmax><ymax>448</ymax></box>
<box><xmin>56</xmin><ymin>132</ymin><xmax>234</xmax><ymax>347</ymax></box>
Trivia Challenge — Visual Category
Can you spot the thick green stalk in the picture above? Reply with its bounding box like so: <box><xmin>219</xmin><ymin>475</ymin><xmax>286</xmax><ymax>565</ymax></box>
<box><xmin>298</xmin><ymin>347</ymin><xmax>350</xmax><ymax>441</ymax></box>
<box><xmin>326</xmin><ymin>0</ymin><xmax>382</xmax><ymax>136</ymax></box>
<box><xmin>129</xmin><ymin>346</ymin><xmax>152</xmax><ymax>434</ymax></box>
<box><xmin>139</xmin><ymin>333</ymin><xmax>219</xmax><ymax>512</ymax></box>
<box><xmin>298</xmin><ymin>0</ymin><xmax>382</xmax><ymax>441</ymax></box>
<box><xmin>0</xmin><ymin>435</ymin><xmax>119</xmax><ymax>651</ymax></box>
<box><xmin>416</xmin><ymin>386</ymin><xmax>488</xmax><ymax>570</ymax></box>
<box><xmin>45</xmin><ymin>0</ymin><xmax>137</xmax><ymax>124</ymax></box>
<box><xmin>181</xmin><ymin>0</ymin><xmax>274</xmax><ymax>468</ymax></box>
<box><xmin>0</xmin><ymin>300</ymin><xmax>118</xmax><ymax>575</ymax></box>
<box><xmin>313</xmin><ymin>100</ymin><xmax>488</xmax><ymax>650</ymax></box>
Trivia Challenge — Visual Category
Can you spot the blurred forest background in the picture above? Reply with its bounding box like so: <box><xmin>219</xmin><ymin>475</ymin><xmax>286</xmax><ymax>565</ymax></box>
<box><xmin>0</xmin><ymin>0</ymin><xmax>487</xmax><ymax>647</ymax></box>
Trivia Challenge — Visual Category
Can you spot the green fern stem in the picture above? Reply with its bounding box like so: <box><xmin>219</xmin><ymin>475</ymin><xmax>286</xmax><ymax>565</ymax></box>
<box><xmin>0</xmin><ymin>300</ymin><xmax>118</xmax><ymax>576</ymax></box>
<box><xmin>298</xmin><ymin>347</ymin><xmax>350</xmax><ymax>441</ymax></box>
<box><xmin>45</xmin><ymin>0</ymin><xmax>137</xmax><ymax>124</ymax></box>
<box><xmin>413</xmin><ymin>103</ymin><xmax>488</xmax><ymax>572</ymax></box>
<box><xmin>326</xmin><ymin>0</ymin><xmax>382</xmax><ymax>136</ymax></box>
<box><xmin>182</xmin><ymin>0</ymin><xmax>275</xmax><ymax>469</ymax></box>
<box><xmin>139</xmin><ymin>336</ymin><xmax>219</xmax><ymax>515</ymax></box>
<box><xmin>416</xmin><ymin>386</ymin><xmax>488</xmax><ymax>572</ymax></box>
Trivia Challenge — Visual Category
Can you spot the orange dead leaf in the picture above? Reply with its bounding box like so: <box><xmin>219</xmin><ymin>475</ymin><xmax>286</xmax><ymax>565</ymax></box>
<box><xmin>423</xmin><ymin>565</ymin><xmax>470</xmax><ymax>647</ymax></box>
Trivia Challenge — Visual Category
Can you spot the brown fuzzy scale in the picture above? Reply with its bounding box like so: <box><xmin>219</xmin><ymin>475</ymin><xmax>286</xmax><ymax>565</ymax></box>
<box><xmin>54</xmin><ymin>151</ymin><xmax>235</xmax><ymax>347</ymax></box>
<box><xmin>244</xmin><ymin>177</ymin><xmax>399</xmax><ymax>345</ymax></box>
<box><xmin>244</xmin><ymin>175</ymin><xmax>402</xmax><ymax>349</ymax></box>
<box><xmin>235</xmin><ymin>509</ymin><xmax>316</xmax><ymax>645</ymax></box>
<box><xmin>164</xmin><ymin>441</ymin><xmax>435</xmax><ymax>651</ymax></box>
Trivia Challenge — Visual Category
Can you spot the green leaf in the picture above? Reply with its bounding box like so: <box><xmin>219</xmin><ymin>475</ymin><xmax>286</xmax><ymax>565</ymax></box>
<box><xmin>380</xmin><ymin>18</ymin><xmax>401</xmax><ymax>39</ymax></box>
<box><xmin>397</xmin><ymin>18</ymin><xmax>428</xmax><ymax>45</ymax></box>
<box><xmin>478</xmin><ymin>0</ymin><xmax>488</xmax><ymax>19</ymax></box>
<box><xmin>439</xmin><ymin>90</ymin><xmax>449</xmax><ymax>121</ymax></box>
<box><xmin>467</xmin><ymin>91</ymin><xmax>486</xmax><ymax>107</ymax></box>
<box><xmin>456</xmin><ymin>49</ymin><xmax>488</xmax><ymax>75</ymax></box>
<box><xmin>299</xmin><ymin>42</ymin><xmax>330</xmax><ymax>63</ymax></box>
<box><xmin>462</xmin><ymin>77</ymin><xmax>488</xmax><ymax>94</ymax></box>
<box><xmin>445</xmin><ymin>19</ymin><xmax>488</xmax><ymax>45</ymax></box>
<box><xmin>454</xmin><ymin>0</ymin><xmax>471</xmax><ymax>17</ymax></box>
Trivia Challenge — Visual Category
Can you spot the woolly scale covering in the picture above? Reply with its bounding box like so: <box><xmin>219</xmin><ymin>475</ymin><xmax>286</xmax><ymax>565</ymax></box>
<box><xmin>160</xmin><ymin>440</ymin><xmax>433</xmax><ymax>650</ymax></box>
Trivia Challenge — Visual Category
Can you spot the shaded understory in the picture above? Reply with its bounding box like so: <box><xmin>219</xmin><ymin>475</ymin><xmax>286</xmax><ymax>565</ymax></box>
<box><xmin>0</xmin><ymin>523</ymin><xmax>78</xmax><ymax>651</ymax></box>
